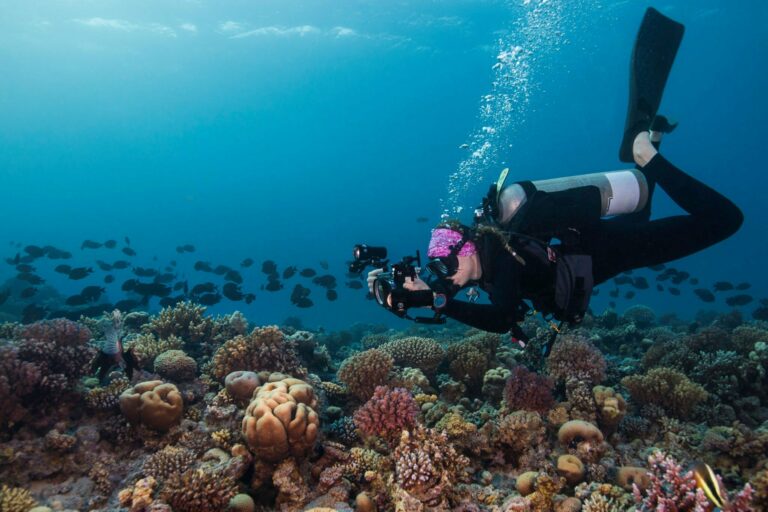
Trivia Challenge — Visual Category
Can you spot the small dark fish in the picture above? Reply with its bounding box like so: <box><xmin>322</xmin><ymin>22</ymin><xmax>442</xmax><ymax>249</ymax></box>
<box><xmin>96</xmin><ymin>260</ymin><xmax>113</xmax><ymax>271</ymax></box>
<box><xmin>294</xmin><ymin>298</ymin><xmax>313</xmax><ymax>308</ymax></box>
<box><xmin>55</xmin><ymin>264</ymin><xmax>72</xmax><ymax>274</ymax></box>
<box><xmin>122</xmin><ymin>247</ymin><xmax>136</xmax><ymax>257</ymax></box>
<box><xmin>725</xmin><ymin>294</ymin><xmax>753</xmax><ymax>307</ymax></box>
<box><xmin>282</xmin><ymin>266</ymin><xmax>297</xmax><ymax>279</ymax></box>
<box><xmin>20</xmin><ymin>287</ymin><xmax>38</xmax><ymax>299</ymax></box>
<box><xmin>213</xmin><ymin>265</ymin><xmax>230</xmax><ymax>276</ymax></box>
<box><xmin>262</xmin><ymin>260</ymin><xmax>278</xmax><ymax>275</ymax></box>
<box><xmin>735</xmin><ymin>282</ymin><xmax>751</xmax><ymax>291</ymax></box>
<box><xmin>19</xmin><ymin>254</ymin><xmax>35</xmax><ymax>264</ymax></box>
<box><xmin>112</xmin><ymin>260</ymin><xmax>130</xmax><ymax>269</ymax></box>
<box><xmin>244</xmin><ymin>293</ymin><xmax>255</xmax><ymax>304</ymax></box>
<box><xmin>194</xmin><ymin>261</ymin><xmax>213</xmax><ymax>272</ymax></box>
<box><xmin>313</xmin><ymin>274</ymin><xmax>337</xmax><ymax>289</ymax></box>
<box><xmin>81</xmin><ymin>240</ymin><xmax>102</xmax><ymax>249</ymax></box>
<box><xmin>125</xmin><ymin>236</ymin><xmax>131</xmax><ymax>245</ymax></box>
<box><xmin>191</xmin><ymin>282</ymin><xmax>217</xmax><ymax>295</ymax></box>
<box><xmin>624</xmin><ymin>291</ymin><xmax>636</xmax><ymax>299</ymax></box>
<box><xmin>668</xmin><ymin>287</ymin><xmax>681</xmax><ymax>296</ymax></box>
<box><xmin>24</xmin><ymin>245</ymin><xmax>46</xmax><ymax>258</ymax></box>
<box><xmin>614</xmin><ymin>276</ymin><xmax>632</xmax><ymax>286</ymax></box>
<box><xmin>122</xmin><ymin>279</ymin><xmax>138</xmax><ymax>291</ymax></box>
<box><xmin>319</xmin><ymin>260</ymin><xmax>329</xmax><ymax>270</ymax></box>
<box><xmin>80</xmin><ymin>285</ymin><xmax>105</xmax><ymax>302</ymax></box>
<box><xmin>104</xmin><ymin>239</ymin><xmax>117</xmax><ymax>249</ymax></box>
<box><xmin>182</xmin><ymin>244</ymin><xmax>195</xmax><ymax>253</ymax></box>
<box><xmin>65</xmin><ymin>294</ymin><xmax>89</xmax><ymax>306</ymax></box>
<box><xmin>241</xmin><ymin>258</ymin><xmax>254</xmax><ymax>268</ymax></box>
<box><xmin>17</xmin><ymin>272</ymin><xmax>44</xmax><ymax>285</ymax></box>
<box><xmin>44</xmin><ymin>246</ymin><xmax>72</xmax><ymax>259</ymax></box>
<box><xmin>15</xmin><ymin>264</ymin><xmax>35</xmax><ymax>273</ymax></box>
<box><xmin>225</xmin><ymin>270</ymin><xmax>243</xmax><ymax>284</ymax></box>
<box><xmin>5</xmin><ymin>254</ymin><xmax>20</xmax><ymax>265</ymax></box>
<box><xmin>648</xmin><ymin>264</ymin><xmax>665</xmax><ymax>271</ymax></box>
<box><xmin>114</xmin><ymin>299</ymin><xmax>141</xmax><ymax>311</ymax></box>
<box><xmin>265</xmin><ymin>278</ymin><xmax>283</xmax><ymax>292</ymax></box>
<box><xmin>290</xmin><ymin>284</ymin><xmax>311</xmax><ymax>304</ymax></box>
<box><xmin>713</xmin><ymin>281</ymin><xmax>734</xmax><ymax>292</ymax></box>
<box><xmin>326</xmin><ymin>289</ymin><xmax>338</xmax><ymax>301</ymax></box>
<box><xmin>198</xmin><ymin>293</ymin><xmax>221</xmax><ymax>306</ymax></box>
<box><xmin>133</xmin><ymin>282</ymin><xmax>171</xmax><ymax>297</ymax></box>
<box><xmin>416</xmin><ymin>216</ymin><xmax>429</xmax><ymax>223</ymax></box>
<box><xmin>154</xmin><ymin>273</ymin><xmax>175</xmax><ymax>284</ymax></box>
<box><xmin>656</xmin><ymin>284</ymin><xmax>664</xmax><ymax>292</ymax></box>
<box><xmin>175</xmin><ymin>246</ymin><xmax>184</xmax><ymax>254</ymax></box>
<box><xmin>222</xmin><ymin>282</ymin><xmax>243</xmax><ymax>301</ymax></box>
<box><xmin>694</xmin><ymin>289</ymin><xmax>715</xmax><ymax>303</ymax></box>
<box><xmin>632</xmin><ymin>277</ymin><xmax>649</xmax><ymax>290</ymax></box>
<box><xmin>671</xmin><ymin>271</ymin><xmax>690</xmax><ymax>285</ymax></box>
<box><xmin>690</xmin><ymin>278</ymin><xmax>699</xmax><ymax>285</ymax></box>
<box><xmin>22</xmin><ymin>303</ymin><xmax>47</xmax><ymax>323</ymax></box>
<box><xmin>104</xmin><ymin>275</ymin><xmax>115</xmax><ymax>284</ymax></box>
<box><xmin>133</xmin><ymin>267</ymin><xmax>158</xmax><ymax>277</ymax></box>
<box><xmin>346</xmin><ymin>280</ymin><xmax>363</xmax><ymax>290</ymax></box>
<box><xmin>300</xmin><ymin>268</ymin><xmax>316</xmax><ymax>278</ymax></box>
<box><xmin>68</xmin><ymin>267</ymin><xmax>92</xmax><ymax>280</ymax></box>
<box><xmin>0</xmin><ymin>289</ymin><xmax>11</xmax><ymax>306</ymax></box>
<box><xmin>609</xmin><ymin>289</ymin><xmax>619</xmax><ymax>298</ymax></box>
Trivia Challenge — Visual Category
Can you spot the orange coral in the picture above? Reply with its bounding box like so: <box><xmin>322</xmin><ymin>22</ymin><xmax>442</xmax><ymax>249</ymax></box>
<box><xmin>119</xmin><ymin>380</ymin><xmax>184</xmax><ymax>431</ymax></box>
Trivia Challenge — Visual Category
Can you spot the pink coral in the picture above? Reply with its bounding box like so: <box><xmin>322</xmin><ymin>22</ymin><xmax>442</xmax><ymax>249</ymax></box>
<box><xmin>353</xmin><ymin>386</ymin><xmax>419</xmax><ymax>442</ymax></box>
<box><xmin>546</xmin><ymin>334</ymin><xmax>606</xmax><ymax>385</ymax></box>
<box><xmin>503</xmin><ymin>366</ymin><xmax>555</xmax><ymax>414</ymax></box>
<box><xmin>632</xmin><ymin>451</ymin><xmax>709</xmax><ymax>511</ymax></box>
<box><xmin>18</xmin><ymin>318</ymin><xmax>95</xmax><ymax>386</ymax></box>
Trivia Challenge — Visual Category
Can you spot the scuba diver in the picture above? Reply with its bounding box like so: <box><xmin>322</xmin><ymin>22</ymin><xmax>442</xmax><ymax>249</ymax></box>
<box><xmin>360</xmin><ymin>8</ymin><xmax>743</xmax><ymax>351</ymax></box>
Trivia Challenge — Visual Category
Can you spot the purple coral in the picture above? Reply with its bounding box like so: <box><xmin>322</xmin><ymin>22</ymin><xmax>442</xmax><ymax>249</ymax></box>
<box><xmin>503</xmin><ymin>366</ymin><xmax>555</xmax><ymax>414</ymax></box>
<box><xmin>547</xmin><ymin>334</ymin><xmax>606</xmax><ymax>385</ymax></box>
<box><xmin>353</xmin><ymin>386</ymin><xmax>419</xmax><ymax>442</ymax></box>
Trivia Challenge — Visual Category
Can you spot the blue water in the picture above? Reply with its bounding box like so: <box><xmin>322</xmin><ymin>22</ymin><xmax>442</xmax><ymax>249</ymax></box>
<box><xmin>1</xmin><ymin>0</ymin><xmax>766</xmax><ymax>329</ymax></box>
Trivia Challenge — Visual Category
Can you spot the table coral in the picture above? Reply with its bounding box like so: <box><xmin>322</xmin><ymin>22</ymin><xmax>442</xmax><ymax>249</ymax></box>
<box><xmin>621</xmin><ymin>367</ymin><xmax>707</xmax><ymax>419</ymax></box>
<box><xmin>210</xmin><ymin>326</ymin><xmax>305</xmax><ymax>380</ymax></box>
<box><xmin>119</xmin><ymin>380</ymin><xmax>184</xmax><ymax>431</ymax></box>
<box><xmin>353</xmin><ymin>386</ymin><xmax>419</xmax><ymax>443</ymax></box>
<box><xmin>337</xmin><ymin>348</ymin><xmax>394</xmax><ymax>401</ymax></box>
<box><xmin>242</xmin><ymin>376</ymin><xmax>319</xmax><ymax>462</ymax></box>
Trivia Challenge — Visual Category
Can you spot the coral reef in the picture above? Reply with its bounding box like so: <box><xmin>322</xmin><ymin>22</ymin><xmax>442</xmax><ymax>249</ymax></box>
<box><xmin>621</xmin><ymin>367</ymin><xmax>708</xmax><ymax>419</ymax></box>
<box><xmin>160</xmin><ymin>468</ymin><xmax>238</xmax><ymax>512</ymax></box>
<box><xmin>210</xmin><ymin>325</ymin><xmax>305</xmax><ymax>380</ymax></box>
<box><xmin>154</xmin><ymin>349</ymin><xmax>197</xmax><ymax>382</ymax></box>
<box><xmin>547</xmin><ymin>334</ymin><xmax>607</xmax><ymax>385</ymax></box>
<box><xmin>119</xmin><ymin>380</ymin><xmax>184</xmax><ymax>431</ymax></box>
<box><xmin>337</xmin><ymin>348</ymin><xmax>394</xmax><ymax>401</ymax></box>
<box><xmin>379</xmin><ymin>336</ymin><xmax>445</xmax><ymax>375</ymax></box>
<box><xmin>353</xmin><ymin>386</ymin><xmax>419</xmax><ymax>443</ymax></box>
<box><xmin>503</xmin><ymin>365</ymin><xmax>555</xmax><ymax>414</ymax></box>
<box><xmin>0</xmin><ymin>484</ymin><xmax>37</xmax><ymax>512</ymax></box>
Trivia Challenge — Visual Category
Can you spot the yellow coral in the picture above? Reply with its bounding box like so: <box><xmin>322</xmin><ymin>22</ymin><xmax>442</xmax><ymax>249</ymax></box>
<box><xmin>118</xmin><ymin>476</ymin><xmax>156</xmax><ymax>512</ymax></box>
<box><xmin>125</xmin><ymin>333</ymin><xmax>183</xmax><ymax>370</ymax></box>
<box><xmin>435</xmin><ymin>412</ymin><xmax>477</xmax><ymax>439</ymax></box>
<box><xmin>593</xmin><ymin>386</ymin><xmax>626</xmax><ymax>432</ymax></box>
<box><xmin>621</xmin><ymin>367</ymin><xmax>707</xmax><ymax>419</ymax></box>
<box><xmin>0</xmin><ymin>484</ymin><xmax>37</xmax><ymax>512</ymax></box>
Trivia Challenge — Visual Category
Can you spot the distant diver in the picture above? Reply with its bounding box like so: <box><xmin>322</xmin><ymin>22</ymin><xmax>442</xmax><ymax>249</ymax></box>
<box><xmin>92</xmin><ymin>309</ymin><xmax>138</xmax><ymax>381</ymax></box>
<box><xmin>357</xmin><ymin>8</ymin><xmax>743</xmax><ymax>354</ymax></box>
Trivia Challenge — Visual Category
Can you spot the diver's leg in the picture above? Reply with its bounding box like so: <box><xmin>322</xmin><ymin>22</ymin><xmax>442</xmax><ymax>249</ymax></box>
<box><xmin>587</xmin><ymin>151</ymin><xmax>743</xmax><ymax>285</ymax></box>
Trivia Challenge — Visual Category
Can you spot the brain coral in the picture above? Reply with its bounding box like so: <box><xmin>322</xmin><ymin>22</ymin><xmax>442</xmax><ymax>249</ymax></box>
<box><xmin>503</xmin><ymin>366</ymin><xmax>555</xmax><ymax>414</ymax></box>
<box><xmin>241</xmin><ymin>376</ymin><xmax>319</xmax><ymax>462</ymax></box>
<box><xmin>547</xmin><ymin>334</ymin><xmax>606</xmax><ymax>385</ymax></box>
<box><xmin>337</xmin><ymin>348</ymin><xmax>394</xmax><ymax>401</ymax></box>
<box><xmin>621</xmin><ymin>367</ymin><xmax>707</xmax><ymax>419</ymax></box>
<box><xmin>119</xmin><ymin>380</ymin><xmax>184</xmax><ymax>431</ymax></box>
<box><xmin>353</xmin><ymin>386</ymin><xmax>419</xmax><ymax>443</ymax></box>
<box><xmin>379</xmin><ymin>336</ymin><xmax>445</xmax><ymax>375</ymax></box>
<box><xmin>210</xmin><ymin>326</ymin><xmax>305</xmax><ymax>380</ymax></box>
<box><xmin>154</xmin><ymin>350</ymin><xmax>197</xmax><ymax>382</ymax></box>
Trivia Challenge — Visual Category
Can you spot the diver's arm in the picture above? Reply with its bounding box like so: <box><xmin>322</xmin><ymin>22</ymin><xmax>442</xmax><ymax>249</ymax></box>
<box><xmin>442</xmin><ymin>298</ymin><xmax>516</xmax><ymax>333</ymax></box>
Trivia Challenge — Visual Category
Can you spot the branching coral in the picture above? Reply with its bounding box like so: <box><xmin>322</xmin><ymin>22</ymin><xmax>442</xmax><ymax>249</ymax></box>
<box><xmin>210</xmin><ymin>326</ymin><xmax>305</xmax><ymax>380</ymax></box>
<box><xmin>353</xmin><ymin>386</ymin><xmax>419</xmax><ymax>443</ymax></box>
<box><xmin>125</xmin><ymin>333</ymin><xmax>183</xmax><ymax>370</ymax></box>
<box><xmin>503</xmin><ymin>366</ymin><xmax>555</xmax><ymax>414</ymax></box>
<box><xmin>379</xmin><ymin>336</ymin><xmax>445</xmax><ymax>375</ymax></box>
<box><xmin>142</xmin><ymin>445</ymin><xmax>197</xmax><ymax>481</ymax></box>
<box><xmin>85</xmin><ymin>376</ymin><xmax>130</xmax><ymax>410</ymax></box>
<box><xmin>337</xmin><ymin>348</ymin><xmax>394</xmax><ymax>401</ymax></box>
<box><xmin>145</xmin><ymin>301</ymin><xmax>213</xmax><ymax>345</ymax></box>
<box><xmin>496</xmin><ymin>411</ymin><xmax>547</xmax><ymax>469</ymax></box>
<box><xmin>18</xmin><ymin>318</ymin><xmax>94</xmax><ymax>387</ymax></box>
<box><xmin>632</xmin><ymin>451</ymin><xmax>709</xmax><ymax>510</ymax></box>
<box><xmin>621</xmin><ymin>367</ymin><xmax>707</xmax><ymax>420</ymax></box>
<box><xmin>445</xmin><ymin>332</ymin><xmax>500</xmax><ymax>391</ymax></box>
<box><xmin>547</xmin><ymin>334</ymin><xmax>606</xmax><ymax>385</ymax></box>
<box><xmin>393</xmin><ymin>426</ymin><xmax>470</xmax><ymax>508</ymax></box>
<box><xmin>161</xmin><ymin>468</ymin><xmax>238</xmax><ymax>512</ymax></box>
<box><xmin>0</xmin><ymin>484</ymin><xmax>37</xmax><ymax>512</ymax></box>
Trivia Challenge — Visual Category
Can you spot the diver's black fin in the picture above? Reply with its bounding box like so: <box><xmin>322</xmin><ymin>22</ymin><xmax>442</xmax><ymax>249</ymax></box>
<box><xmin>619</xmin><ymin>8</ymin><xmax>685</xmax><ymax>163</ymax></box>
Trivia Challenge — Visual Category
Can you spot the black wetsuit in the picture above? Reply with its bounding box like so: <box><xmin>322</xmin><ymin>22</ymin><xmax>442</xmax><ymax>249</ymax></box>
<box><xmin>442</xmin><ymin>154</ymin><xmax>744</xmax><ymax>334</ymax></box>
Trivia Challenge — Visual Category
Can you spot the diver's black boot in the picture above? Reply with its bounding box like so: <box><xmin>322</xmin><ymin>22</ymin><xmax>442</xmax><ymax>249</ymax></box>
<box><xmin>649</xmin><ymin>115</ymin><xmax>678</xmax><ymax>150</ymax></box>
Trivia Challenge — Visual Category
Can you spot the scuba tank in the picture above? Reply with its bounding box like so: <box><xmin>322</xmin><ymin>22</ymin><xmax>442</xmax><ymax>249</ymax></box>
<box><xmin>493</xmin><ymin>168</ymin><xmax>649</xmax><ymax>227</ymax></box>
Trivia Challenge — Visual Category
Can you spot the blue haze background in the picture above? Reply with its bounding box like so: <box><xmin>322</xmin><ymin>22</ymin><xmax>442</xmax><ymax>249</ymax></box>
<box><xmin>0</xmin><ymin>0</ymin><xmax>765</xmax><ymax>329</ymax></box>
